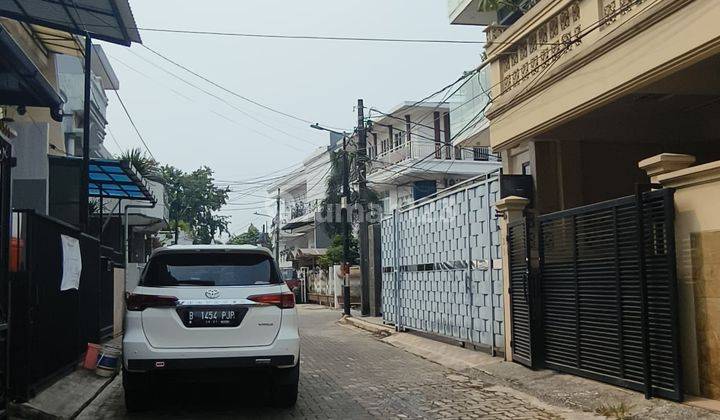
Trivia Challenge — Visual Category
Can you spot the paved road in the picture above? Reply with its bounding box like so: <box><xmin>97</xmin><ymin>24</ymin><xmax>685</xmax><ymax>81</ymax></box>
<box><xmin>79</xmin><ymin>305</ymin><xmax>562</xmax><ymax>419</ymax></box>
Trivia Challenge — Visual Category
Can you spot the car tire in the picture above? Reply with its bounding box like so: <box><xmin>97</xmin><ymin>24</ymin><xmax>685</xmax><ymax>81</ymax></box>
<box><xmin>122</xmin><ymin>367</ymin><xmax>150</xmax><ymax>412</ymax></box>
<box><xmin>271</xmin><ymin>361</ymin><xmax>299</xmax><ymax>408</ymax></box>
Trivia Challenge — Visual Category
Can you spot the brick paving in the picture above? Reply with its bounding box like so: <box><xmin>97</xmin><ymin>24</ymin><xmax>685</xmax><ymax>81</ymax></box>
<box><xmin>78</xmin><ymin>305</ymin><xmax>568</xmax><ymax>419</ymax></box>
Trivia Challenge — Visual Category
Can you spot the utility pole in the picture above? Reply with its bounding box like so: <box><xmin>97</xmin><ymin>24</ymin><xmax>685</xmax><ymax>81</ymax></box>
<box><xmin>275</xmin><ymin>188</ymin><xmax>280</xmax><ymax>263</ymax></box>
<box><xmin>341</xmin><ymin>135</ymin><xmax>351</xmax><ymax>316</ymax></box>
<box><xmin>357</xmin><ymin>99</ymin><xmax>371</xmax><ymax>316</ymax></box>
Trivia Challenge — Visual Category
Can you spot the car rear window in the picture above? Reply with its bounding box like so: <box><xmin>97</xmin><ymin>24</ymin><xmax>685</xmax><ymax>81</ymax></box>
<box><xmin>141</xmin><ymin>252</ymin><xmax>281</xmax><ymax>287</ymax></box>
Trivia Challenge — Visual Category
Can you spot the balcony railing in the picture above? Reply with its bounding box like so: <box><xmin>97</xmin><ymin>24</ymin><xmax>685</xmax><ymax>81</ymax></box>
<box><xmin>369</xmin><ymin>139</ymin><xmax>498</xmax><ymax>174</ymax></box>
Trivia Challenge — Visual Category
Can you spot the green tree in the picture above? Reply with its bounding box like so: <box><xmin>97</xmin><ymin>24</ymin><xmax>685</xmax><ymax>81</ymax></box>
<box><xmin>119</xmin><ymin>148</ymin><xmax>159</xmax><ymax>177</ymax></box>
<box><xmin>228</xmin><ymin>224</ymin><xmax>260</xmax><ymax>246</ymax></box>
<box><xmin>159</xmin><ymin>165</ymin><xmax>186</xmax><ymax>243</ymax></box>
<box><xmin>159</xmin><ymin>165</ymin><xmax>230</xmax><ymax>244</ymax></box>
<box><xmin>321</xmin><ymin>149</ymin><xmax>379</xmax><ymax>237</ymax></box>
<box><xmin>319</xmin><ymin>234</ymin><xmax>359</xmax><ymax>269</ymax></box>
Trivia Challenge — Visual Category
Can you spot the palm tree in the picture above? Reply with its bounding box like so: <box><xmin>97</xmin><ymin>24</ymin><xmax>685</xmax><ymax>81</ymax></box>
<box><xmin>477</xmin><ymin>0</ymin><xmax>522</xmax><ymax>12</ymax></box>
<box><xmin>119</xmin><ymin>148</ymin><xmax>159</xmax><ymax>177</ymax></box>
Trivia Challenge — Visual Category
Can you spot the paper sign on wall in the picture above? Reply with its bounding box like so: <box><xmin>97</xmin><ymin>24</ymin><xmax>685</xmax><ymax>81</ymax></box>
<box><xmin>60</xmin><ymin>234</ymin><xmax>82</xmax><ymax>291</ymax></box>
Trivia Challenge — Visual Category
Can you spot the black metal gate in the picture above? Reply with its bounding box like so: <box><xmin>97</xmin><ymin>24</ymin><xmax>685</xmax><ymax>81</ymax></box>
<box><xmin>509</xmin><ymin>189</ymin><xmax>683</xmax><ymax>401</ymax></box>
<box><xmin>0</xmin><ymin>139</ymin><xmax>11</xmax><ymax>414</ymax></box>
<box><xmin>9</xmin><ymin>210</ymin><xmax>109</xmax><ymax>401</ymax></box>
<box><xmin>507</xmin><ymin>218</ymin><xmax>539</xmax><ymax>368</ymax></box>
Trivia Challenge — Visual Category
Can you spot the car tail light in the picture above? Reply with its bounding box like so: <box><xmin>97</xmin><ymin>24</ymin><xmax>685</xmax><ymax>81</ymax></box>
<box><xmin>248</xmin><ymin>292</ymin><xmax>295</xmax><ymax>309</ymax></box>
<box><xmin>126</xmin><ymin>293</ymin><xmax>178</xmax><ymax>311</ymax></box>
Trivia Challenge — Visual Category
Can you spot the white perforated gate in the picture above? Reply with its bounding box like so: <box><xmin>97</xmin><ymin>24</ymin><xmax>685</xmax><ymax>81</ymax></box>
<box><xmin>381</xmin><ymin>172</ymin><xmax>503</xmax><ymax>352</ymax></box>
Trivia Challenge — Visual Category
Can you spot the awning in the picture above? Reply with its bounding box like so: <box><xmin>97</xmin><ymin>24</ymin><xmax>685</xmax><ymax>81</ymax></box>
<box><xmin>0</xmin><ymin>24</ymin><xmax>63</xmax><ymax>119</ymax></box>
<box><xmin>88</xmin><ymin>158</ymin><xmax>154</xmax><ymax>201</ymax></box>
<box><xmin>0</xmin><ymin>0</ymin><xmax>142</xmax><ymax>46</ymax></box>
<box><xmin>296</xmin><ymin>248</ymin><xmax>327</xmax><ymax>257</ymax></box>
<box><xmin>282</xmin><ymin>211</ymin><xmax>315</xmax><ymax>230</ymax></box>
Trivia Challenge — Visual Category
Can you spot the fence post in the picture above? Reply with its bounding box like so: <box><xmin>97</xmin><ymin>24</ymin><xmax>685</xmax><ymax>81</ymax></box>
<box><xmin>392</xmin><ymin>209</ymin><xmax>401</xmax><ymax>331</ymax></box>
<box><xmin>486</xmin><ymin>179</ymin><xmax>497</xmax><ymax>357</ymax></box>
<box><xmin>495</xmin><ymin>196</ymin><xmax>529</xmax><ymax>362</ymax></box>
<box><xmin>466</xmin><ymin>189</ymin><xmax>474</xmax><ymax>345</ymax></box>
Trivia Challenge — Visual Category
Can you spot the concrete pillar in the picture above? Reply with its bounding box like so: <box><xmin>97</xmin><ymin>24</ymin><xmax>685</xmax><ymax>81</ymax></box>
<box><xmin>495</xmin><ymin>196</ymin><xmax>530</xmax><ymax>362</ymax></box>
<box><xmin>638</xmin><ymin>153</ymin><xmax>696</xmax><ymax>184</ymax></box>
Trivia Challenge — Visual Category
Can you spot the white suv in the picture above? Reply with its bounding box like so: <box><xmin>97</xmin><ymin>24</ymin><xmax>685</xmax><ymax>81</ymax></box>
<box><xmin>122</xmin><ymin>245</ymin><xmax>300</xmax><ymax>410</ymax></box>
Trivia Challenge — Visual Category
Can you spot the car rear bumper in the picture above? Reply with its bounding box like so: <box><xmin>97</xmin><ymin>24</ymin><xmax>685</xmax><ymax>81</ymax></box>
<box><xmin>123</xmin><ymin>308</ymin><xmax>300</xmax><ymax>372</ymax></box>
<box><xmin>127</xmin><ymin>355</ymin><xmax>295</xmax><ymax>371</ymax></box>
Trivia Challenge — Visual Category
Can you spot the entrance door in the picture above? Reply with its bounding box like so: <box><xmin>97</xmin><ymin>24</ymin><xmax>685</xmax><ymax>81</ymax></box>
<box><xmin>507</xmin><ymin>218</ymin><xmax>539</xmax><ymax>368</ymax></box>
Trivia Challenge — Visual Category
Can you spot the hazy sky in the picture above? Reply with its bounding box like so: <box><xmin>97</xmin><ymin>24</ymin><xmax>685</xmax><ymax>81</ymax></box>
<box><xmin>100</xmin><ymin>0</ymin><xmax>485</xmax><ymax>236</ymax></box>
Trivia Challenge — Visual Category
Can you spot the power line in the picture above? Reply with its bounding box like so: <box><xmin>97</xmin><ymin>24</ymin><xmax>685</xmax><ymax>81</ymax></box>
<box><xmin>106</xmin><ymin>127</ymin><xmax>124</xmax><ymax>154</ymax></box>
<box><xmin>369</xmin><ymin>0</ymin><xmax>652</xmax><ymax>186</ymax></box>
<box><xmin>16</xmin><ymin>12</ymin><xmax>567</xmax><ymax>48</ymax></box>
<box><xmin>67</xmin><ymin>2</ymin><xmax>156</xmax><ymax>160</ymax></box>
<box><xmin>125</xmin><ymin>49</ymin><xmax>323</xmax><ymax>147</ymax></box>
<box><xmin>218</xmin><ymin>154</ymin><xmax>334</xmax><ymax>186</ymax></box>
<box><xmin>137</xmin><ymin>28</ymin><xmax>489</xmax><ymax>44</ymax></box>
<box><xmin>368</xmin><ymin>67</ymin><xmax>484</xmax><ymax>147</ymax></box>
<box><xmin>108</xmin><ymin>55</ymin><xmax>308</xmax><ymax>153</ymax></box>
<box><xmin>141</xmin><ymin>44</ymin><xmax>349</xmax><ymax>132</ymax></box>
<box><xmin>490</xmin><ymin>0</ymin><xmax>660</xmax><ymax>127</ymax></box>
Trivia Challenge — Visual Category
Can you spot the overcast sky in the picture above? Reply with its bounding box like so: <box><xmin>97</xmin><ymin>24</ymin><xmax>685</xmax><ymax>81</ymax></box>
<box><xmin>100</xmin><ymin>0</ymin><xmax>485</xmax><ymax>237</ymax></box>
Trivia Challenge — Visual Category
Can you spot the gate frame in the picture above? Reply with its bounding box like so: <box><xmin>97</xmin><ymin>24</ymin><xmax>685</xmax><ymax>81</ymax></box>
<box><xmin>530</xmin><ymin>187</ymin><xmax>683</xmax><ymax>401</ymax></box>
<box><xmin>383</xmin><ymin>171</ymin><xmax>503</xmax><ymax>350</ymax></box>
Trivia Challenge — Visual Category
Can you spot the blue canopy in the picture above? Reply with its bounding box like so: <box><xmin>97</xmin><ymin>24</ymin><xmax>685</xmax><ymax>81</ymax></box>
<box><xmin>88</xmin><ymin>158</ymin><xmax>154</xmax><ymax>201</ymax></box>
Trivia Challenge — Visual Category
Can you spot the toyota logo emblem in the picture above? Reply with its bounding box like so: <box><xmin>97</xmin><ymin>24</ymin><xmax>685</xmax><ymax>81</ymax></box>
<box><xmin>205</xmin><ymin>289</ymin><xmax>220</xmax><ymax>299</ymax></box>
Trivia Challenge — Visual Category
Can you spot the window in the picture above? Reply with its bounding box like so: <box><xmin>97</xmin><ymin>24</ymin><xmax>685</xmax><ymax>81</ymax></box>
<box><xmin>394</xmin><ymin>131</ymin><xmax>404</xmax><ymax>148</ymax></box>
<box><xmin>381</xmin><ymin>138</ymin><xmax>390</xmax><ymax>154</ymax></box>
<box><xmin>142</xmin><ymin>252</ymin><xmax>281</xmax><ymax>287</ymax></box>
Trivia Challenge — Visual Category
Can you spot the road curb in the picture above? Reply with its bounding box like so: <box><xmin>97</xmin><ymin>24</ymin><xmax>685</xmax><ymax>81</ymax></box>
<box><xmin>339</xmin><ymin>315</ymin><xmax>395</xmax><ymax>337</ymax></box>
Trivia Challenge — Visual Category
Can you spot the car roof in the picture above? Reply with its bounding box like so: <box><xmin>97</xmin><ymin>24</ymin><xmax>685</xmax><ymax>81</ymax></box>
<box><xmin>151</xmin><ymin>244</ymin><xmax>273</xmax><ymax>258</ymax></box>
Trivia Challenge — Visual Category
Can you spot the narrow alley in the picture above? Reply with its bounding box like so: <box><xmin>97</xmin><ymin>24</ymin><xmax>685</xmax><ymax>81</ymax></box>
<box><xmin>79</xmin><ymin>306</ymin><xmax>568</xmax><ymax>419</ymax></box>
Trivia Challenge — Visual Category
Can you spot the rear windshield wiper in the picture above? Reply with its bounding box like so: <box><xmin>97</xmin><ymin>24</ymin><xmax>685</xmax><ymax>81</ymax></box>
<box><xmin>175</xmin><ymin>280</ymin><xmax>216</xmax><ymax>286</ymax></box>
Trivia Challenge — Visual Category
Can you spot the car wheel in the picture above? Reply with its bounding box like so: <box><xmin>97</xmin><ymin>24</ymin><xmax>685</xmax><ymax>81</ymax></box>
<box><xmin>122</xmin><ymin>367</ymin><xmax>150</xmax><ymax>412</ymax></box>
<box><xmin>271</xmin><ymin>361</ymin><xmax>299</xmax><ymax>408</ymax></box>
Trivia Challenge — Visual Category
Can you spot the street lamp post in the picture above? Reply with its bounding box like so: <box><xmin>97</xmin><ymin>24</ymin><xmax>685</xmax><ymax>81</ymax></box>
<box><xmin>254</xmin><ymin>211</ymin><xmax>272</xmax><ymax>249</ymax></box>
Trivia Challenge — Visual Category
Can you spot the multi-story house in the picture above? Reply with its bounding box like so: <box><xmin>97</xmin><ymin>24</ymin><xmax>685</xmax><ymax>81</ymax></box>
<box><xmin>57</xmin><ymin>46</ymin><xmax>118</xmax><ymax>160</ymax></box>
<box><xmin>367</xmin><ymin>102</ymin><xmax>500</xmax><ymax>214</ymax></box>
<box><xmin>268</xmin><ymin>133</ymin><xmax>343</xmax><ymax>269</ymax></box>
<box><xmin>449</xmin><ymin>0</ymin><xmax>720</xmax><ymax>404</ymax></box>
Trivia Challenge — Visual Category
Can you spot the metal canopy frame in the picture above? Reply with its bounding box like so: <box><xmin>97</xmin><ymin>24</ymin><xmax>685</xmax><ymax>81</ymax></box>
<box><xmin>0</xmin><ymin>0</ymin><xmax>142</xmax><ymax>46</ymax></box>
<box><xmin>0</xmin><ymin>0</ymin><xmax>143</xmax><ymax>232</ymax></box>
<box><xmin>87</xmin><ymin>158</ymin><xmax>153</xmax><ymax>201</ymax></box>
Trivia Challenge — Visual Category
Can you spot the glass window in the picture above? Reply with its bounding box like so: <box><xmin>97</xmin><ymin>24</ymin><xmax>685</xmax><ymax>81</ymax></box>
<box><xmin>142</xmin><ymin>252</ymin><xmax>281</xmax><ymax>287</ymax></box>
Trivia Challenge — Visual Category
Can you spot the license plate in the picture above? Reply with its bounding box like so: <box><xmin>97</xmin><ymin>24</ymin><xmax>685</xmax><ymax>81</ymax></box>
<box><xmin>178</xmin><ymin>306</ymin><xmax>247</xmax><ymax>328</ymax></box>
